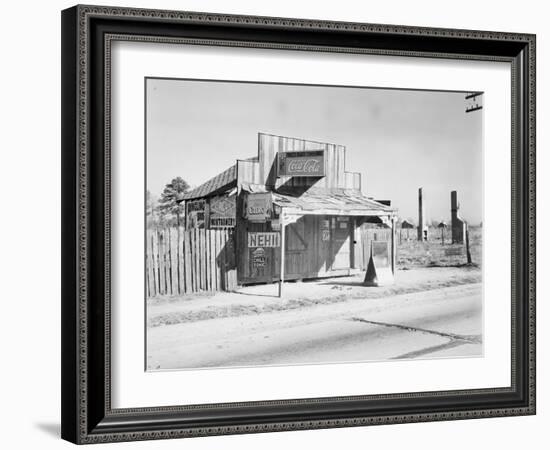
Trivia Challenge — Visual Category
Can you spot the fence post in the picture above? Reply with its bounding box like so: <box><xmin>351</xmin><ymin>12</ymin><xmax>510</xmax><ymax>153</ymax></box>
<box><xmin>184</xmin><ymin>230</ymin><xmax>191</xmax><ymax>293</ymax></box>
<box><xmin>391</xmin><ymin>216</ymin><xmax>396</xmax><ymax>274</ymax></box>
<box><xmin>209</xmin><ymin>230</ymin><xmax>216</xmax><ymax>291</ymax></box>
<box><xmin>465</xmin><ymin>223</ymin><xmax>472</xmax><ymax>264</ymax></box>
<box><xmin>193</xmin><ymin>228</ymin><xmax>199</xmax><ymax>291</ymax></box>
<box><xmin>181</xmin><ymin>230</ymin><xmax>185</xmax><ymax>293</ymax></box>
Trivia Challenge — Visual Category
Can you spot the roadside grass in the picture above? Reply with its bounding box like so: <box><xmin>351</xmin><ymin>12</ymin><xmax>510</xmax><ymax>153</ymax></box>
<box><xmin>397</xmin><ymin>226</ymin><xmax>482</xmax><ymax>268</ymax></box>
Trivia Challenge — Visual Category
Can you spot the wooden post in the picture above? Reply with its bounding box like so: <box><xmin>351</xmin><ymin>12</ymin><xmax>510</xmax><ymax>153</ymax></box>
<box><xmin>350</xmin><ymin>217</ymin><xmax>355</xmax><ymax>269</ymax></box>
<box><xmin>184</xmin><ymin>230</ymin><xmax>191</xmax><ymax>293</ymax></box>
<box><xmin>465</xmin><ymin>223</ymin><xmax>472</xmax><ymax>264</ymax></box>
<box><xmin>184</xmin><ymin>201</ymin><xmax>188</xmax><ymax>230</ymax></box>
<box><xmin>418</xmin><ymin>187</ymin><xmax>425</xmax><ymax>241</ymax></box>
<box><xmin>146</xmin><ymin>231</ymin><xmax>151</xmax><ymax>298</ymax></box>
<box><xmin>278</xmin><ymin>211</ymin><xmax>286</xmax><ymax>298</ymax></box>
<box><xmin>391</xmin><ymin>216</ymin><xmax>396</xmax><ymax>274</ymax></box>
<box><xmin>150</xmin><ymin>232</ymin><xmax>157</xmax><ymax>297</ymax></box>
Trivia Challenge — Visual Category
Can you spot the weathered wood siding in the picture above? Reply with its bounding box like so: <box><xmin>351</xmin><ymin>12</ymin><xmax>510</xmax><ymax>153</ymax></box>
<box><xmin>354</xmin><ymin>225</ymin><xmax>393</xmax><ymax>271</ymax></box>
<box><xmin>234</xmin><ymin>133</ymin><xmax>377</xmax><ymax>284</ymax></box>
<box><xmin>236</xmin><ymin>133</ymin><xmax>362</xmax><ymax>190</ymax></box>
<box><xmin>237</xmin><ymin>212</ymin><xmax>357</xmax><ymax>284</ymax></box>
<box><xmin>236</xmin><ymin>159</ymin><xmax>261</xmax><ymax>187</ymax></box>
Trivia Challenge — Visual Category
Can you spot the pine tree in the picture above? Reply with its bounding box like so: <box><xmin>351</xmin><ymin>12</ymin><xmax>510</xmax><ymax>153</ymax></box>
<box><xmin>158</xmin><ymin>177</ymin><xmax>189</xmax><ymax>227</ymax></box>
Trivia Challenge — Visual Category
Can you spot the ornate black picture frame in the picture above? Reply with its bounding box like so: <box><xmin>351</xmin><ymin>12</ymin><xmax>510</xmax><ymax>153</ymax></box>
<box><xmin>61</xmin><ymin>4</ymin><xmax>536</xmax><ymax>444</ymax></box>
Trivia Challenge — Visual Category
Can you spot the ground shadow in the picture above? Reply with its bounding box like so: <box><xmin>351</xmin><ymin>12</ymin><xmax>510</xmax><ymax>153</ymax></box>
<box><xmin>35</xmin><ymin>422</ymin><xmax>60</xmax><ymax>438</ymax></box>
<box><xmin>426</xmin><ymin>262</ymin><xmax>480</xmax><ymax>269</ymax></box>
<box><xmin>321</xmin><ymin>280</ymin><xmax>366</xmax><ymax>287</ymax></box>
<box><xmin>232</xmin><ymin>290</ymin><xmax>278</xmax><ymax>298</ymax></box>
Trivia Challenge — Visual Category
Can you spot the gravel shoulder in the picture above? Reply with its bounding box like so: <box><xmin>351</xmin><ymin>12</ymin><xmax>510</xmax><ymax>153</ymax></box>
<box><xmin>147</xmin><ymin>266</ymin><xmax>481</xmax><ymax>327</ymax></box>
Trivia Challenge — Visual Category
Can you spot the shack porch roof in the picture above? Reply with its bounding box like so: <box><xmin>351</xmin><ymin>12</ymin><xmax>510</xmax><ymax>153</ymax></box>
<box><xmin>272</xmin><ymin>188</ymin><xmax>397</xmax><ymax>217</ymax></box>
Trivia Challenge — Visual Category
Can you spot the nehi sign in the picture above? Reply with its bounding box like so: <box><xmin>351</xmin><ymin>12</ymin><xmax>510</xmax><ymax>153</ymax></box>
<box><xmin>248</xmin><ymin>232</ymin><xmax>281</xmax><ymax>248</ymax></box>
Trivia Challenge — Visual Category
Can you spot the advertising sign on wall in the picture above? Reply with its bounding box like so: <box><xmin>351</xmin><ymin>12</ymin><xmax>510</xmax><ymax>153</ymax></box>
<box><xmin>244</xmin><ymin>192</ymin><xmax>272</xmax><ymax>222</ymax></box>
<box><xmin>209</xmin><ymin>195</ymin><xmax>236</xmax><ymax>228</ymax></box>
<box><xmin>251</xmin><ymin>247</ymin><xmax>267</xmax><ymax>268</ymax></box>
<box><xmin>277</xmin><ymin>150</ymin><xmax>325</xmax><ymax>177</ymax></box>
<box><xmin>186</xmin><ymin>199</ymin><xmax>206</xmax><ymax>228</ymax></box>
<box><xmin>210</xmin><ymin>195</ymin><xmax>235</xmax><ymax>218</ymax></box>
<box><xmin>248</xmin><ymin>232</ymin><xmax>281</xmax><ymax>248</ymax></box>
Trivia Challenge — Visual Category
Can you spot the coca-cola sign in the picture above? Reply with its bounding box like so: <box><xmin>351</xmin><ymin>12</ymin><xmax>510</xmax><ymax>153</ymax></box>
<box><xmin>277</xmin><ymin>150</ymin><xmax>325</xmax><ymax>177</ymax></box>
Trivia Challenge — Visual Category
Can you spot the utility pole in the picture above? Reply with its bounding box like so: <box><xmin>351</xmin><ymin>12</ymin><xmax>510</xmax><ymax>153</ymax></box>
<box><xmin>465</xmin><ymin>222</ymin><xmax>472</xmax><ymax>265</ymax></box>
<box><xmin>418</xmin><ymin>188</ymin><xmax>427</xmax><ymax>241</ymax></box>
<box><xmin>465</xmin><ymin>92</ymin><xmax>483</xmax><ymax>113</ymax></box>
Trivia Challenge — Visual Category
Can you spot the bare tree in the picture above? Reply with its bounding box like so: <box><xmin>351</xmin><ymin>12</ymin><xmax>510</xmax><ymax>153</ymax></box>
<box><xmin>146</xmin><ymin>190</ymin><xmax>160</xmax><ymax>228</ymax></box>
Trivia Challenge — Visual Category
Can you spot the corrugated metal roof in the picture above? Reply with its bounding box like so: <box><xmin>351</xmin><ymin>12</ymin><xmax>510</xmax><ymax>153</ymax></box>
<box><xmin>182</xmin><ymin>165</ymin><xmax>237</xmax><ymax>200</ymax></box>
<box><xmin>273</xmin><ymin>188</ymin><xmax>396</xmax><ymax>216</ymax></box>
<box><xmin>181</xmin><ymin>164</ymin><xmax>395</xmax><ymax>217</ymax></box>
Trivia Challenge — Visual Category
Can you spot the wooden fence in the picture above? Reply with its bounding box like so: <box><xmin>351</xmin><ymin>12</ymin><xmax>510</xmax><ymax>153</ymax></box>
<box><xmin>395</xmin><ymin>226</ymin><xmax>480</xmax><ymax>267</ymax></box>
<box><xmin>355</xmin><ymin>225</ymin><xmax>479</xmax><ymax>269</ymax></box>
<box><xmin>355</xmin><ymin>227</ymin><xmax>393</xmax><ymax>271</ymax></box>
<box><xmin>146</xmin><ymin>227</ymin><xmax>237</xmax><ymax>297</ymax></box>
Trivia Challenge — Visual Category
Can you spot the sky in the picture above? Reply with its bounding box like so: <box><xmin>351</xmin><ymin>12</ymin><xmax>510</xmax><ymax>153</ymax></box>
<box><xmin>146</xmin><ymin>78</ymin><xmax>483</xmax><ymax>224</ymax></box>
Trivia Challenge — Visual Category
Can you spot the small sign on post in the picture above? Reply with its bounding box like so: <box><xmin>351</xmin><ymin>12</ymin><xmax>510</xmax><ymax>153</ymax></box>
<box><xmin>438</xmin><ymin>221</ymin><xmax>447</xmax><ymax>245</ymax></box>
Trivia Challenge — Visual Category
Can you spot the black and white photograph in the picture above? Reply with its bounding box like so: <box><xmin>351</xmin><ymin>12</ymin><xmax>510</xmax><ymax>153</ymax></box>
<box><xmin>145</xmin><ymin>78</ymin><xmax>484</xmax><ymax>371</ymax></box>
<box><xmin>0</xmin><ymin>0</ymin><xmax>543</xmax><ymax>446</ymax></box>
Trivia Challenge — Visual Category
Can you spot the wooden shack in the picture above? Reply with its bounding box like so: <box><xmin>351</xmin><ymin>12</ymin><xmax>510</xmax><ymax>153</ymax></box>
<box><xmin>181</xmin><ymin>133</ymin><xmax>397</xmax><ymax>289</ymax></box>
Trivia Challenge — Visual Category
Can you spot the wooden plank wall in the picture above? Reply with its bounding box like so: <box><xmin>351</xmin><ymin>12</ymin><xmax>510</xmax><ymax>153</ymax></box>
<box><xmin>236</xmin><ymin>159</ymin><xmax>261</xmax><ymax>187</ymax></box>
<box><xmin>259</xmin><ymin>133</ymin><xmax>359</xmax><ymax>190</ymax></box>
<box><xmin>355</xmin><ymin>226</ymin><xmax>393</xmax><ymax>271</ymax></box>
<box><xmin>237</xmin><ymin>214</ymin><xmax>356</xmax><ymax>284</ymax></box>
<box><xmin>236</xmin><ymin>133</ymin><xmax>363</xmax><ymax>191</ymax></box>
<box><xmin>146</xmin><ymin>227</ymin><xmax>237</xmax><ymax>297</ymax></box>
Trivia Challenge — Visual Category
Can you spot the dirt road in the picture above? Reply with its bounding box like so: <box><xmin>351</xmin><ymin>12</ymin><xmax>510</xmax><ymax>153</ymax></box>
<box><xmin>147</xmin><ymin>269</ymin><xmax>482</xmax><ymax>370</ymax></box>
